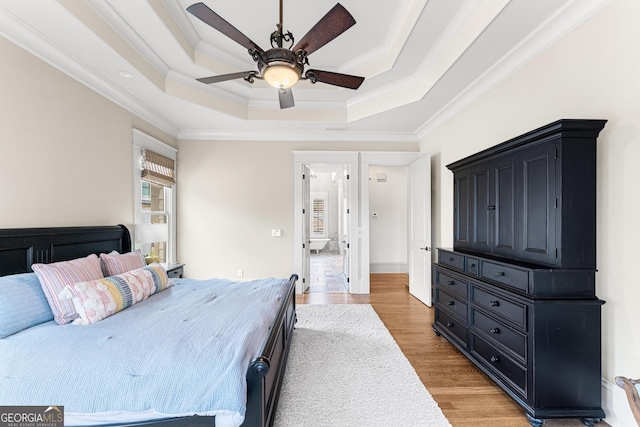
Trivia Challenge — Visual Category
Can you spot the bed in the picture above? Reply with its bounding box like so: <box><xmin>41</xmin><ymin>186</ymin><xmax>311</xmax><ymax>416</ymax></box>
<box><xmin>0</xmin><ymin>225</ymin><xmax>297</xmax><ymax>427</ymax></box>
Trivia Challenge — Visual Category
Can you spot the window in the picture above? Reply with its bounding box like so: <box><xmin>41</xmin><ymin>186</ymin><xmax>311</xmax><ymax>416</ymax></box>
<box><xmin>311</xmin><ymin>192</ymin><xmax>328</xmax><ymax>237</ymax></box>
<box><xmin>133</xmin><ymin>130</ymin><xmax>177</xmax><ymax>264</ymax></box>
<box><xmin>139</xmin><ymin>181</ymin><xmax>169</xmax><ymax>263</ymax></box>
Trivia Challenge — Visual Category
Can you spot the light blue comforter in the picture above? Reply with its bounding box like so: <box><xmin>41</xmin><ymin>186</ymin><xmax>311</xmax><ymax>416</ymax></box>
<box><xmin>0</xmin><ymin>277</ymin><xmax>290</xmax><ymax>426</ymax></box>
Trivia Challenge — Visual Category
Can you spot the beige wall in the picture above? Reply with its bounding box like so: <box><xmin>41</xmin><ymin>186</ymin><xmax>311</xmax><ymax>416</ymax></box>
<box><xmin>420</xmin><ymin>0</ymin><xmax>640</xmax><ymax>424</ymax></box>
<box><xmin>369</xmin><ymin>165</ymin><xmax>408</xmax><ymax>270</ymax></box>
<box><xmin>176</xmin><ymin>140</ymin><xmax>418</xmax><ymax>279</ymax></box>
<box><xmin>0</xmin><ymin>37</ymin><xmax>175</xmax><ymax>230</ymax></box>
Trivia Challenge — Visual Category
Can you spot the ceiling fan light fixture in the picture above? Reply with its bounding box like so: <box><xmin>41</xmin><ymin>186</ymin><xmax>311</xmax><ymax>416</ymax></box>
<box><xmin>264</xmin><ymin>63</ymin><xmax>300</xmax><ymax>89</ymax></box>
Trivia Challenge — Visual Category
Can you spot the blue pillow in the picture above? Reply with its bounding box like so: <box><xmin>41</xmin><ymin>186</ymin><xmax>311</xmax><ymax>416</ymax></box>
<box><xmin>0</xmin><ymin>272</ymin><xmax>54</xmax><ymax>338</ymax></box>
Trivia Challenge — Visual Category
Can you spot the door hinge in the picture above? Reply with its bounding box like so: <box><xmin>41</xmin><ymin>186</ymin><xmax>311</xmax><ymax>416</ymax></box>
<box><xmin>302</xmin><ymin>277</ymin><xmax>306</xmax><ymax>283</ymax></box>
<box><xmin>555</xmin><ymin>149</ymin><xmax>558</xmax><ymax>159</ymax></box>
<box><xmin>302</xmin><ymin>243</ymin><xmax>306</xmax><ymax>248</ymax></box>
<box><xmin>303</xmin><ymin>174</ymin><xmax>305</xmax><ymax>179</ymax></box>
<box><xmin>302</xmin><ymin>208</ymin><xmax>306</xmax><ymax>214</ymax></box>
<box><xmin>347</xmin><ymin>277</ymin><xmax>350</xmax><ymax>283</ymax></box>
<box><xmin>347</xmin><ymin>243</ymin><xmax>350</xmax><ymax>249</ymax></box>
<box><xmin>347</xmin><ymin>208</ymin><xmax>350</xmax><ymax>214</ymax></box>
<box><xmin>554</xmin><ymin>199</ymin><xmax>557</xmax><ymax>209</ymax></box>
<box><xmin>555</xmin><ymin>248</ymin><xmax>558</xmax><ymax>258</ymax></box>
<box><xmin>347</xmin><ymin>174</ymin><xmax>350</xmax><ymax>179</ymax></box>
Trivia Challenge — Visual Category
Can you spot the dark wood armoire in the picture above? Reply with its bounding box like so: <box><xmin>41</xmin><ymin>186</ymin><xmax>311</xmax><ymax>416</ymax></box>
<box><xmin>432</xmin><ymin>119</ymin><xmax>607</xmax><ymax>427</ymax></box>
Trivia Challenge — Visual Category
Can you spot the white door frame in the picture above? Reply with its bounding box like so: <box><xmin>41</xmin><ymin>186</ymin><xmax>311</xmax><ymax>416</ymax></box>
<box><xmin>294</xmin><ymin>152</ymin><xmax>360</xmax><ymax>293</ymax></box>
<box><xmin>294</xmin><ymin>151</ymin><xmax>427</xmax><ymax>295</ymax></box>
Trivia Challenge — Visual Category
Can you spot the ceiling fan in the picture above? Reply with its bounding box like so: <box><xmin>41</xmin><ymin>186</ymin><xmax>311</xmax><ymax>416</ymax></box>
<box><xmin>186</xmin><ymin>1</ymin><xmax>365</xmax><ymax>109</ymax></box>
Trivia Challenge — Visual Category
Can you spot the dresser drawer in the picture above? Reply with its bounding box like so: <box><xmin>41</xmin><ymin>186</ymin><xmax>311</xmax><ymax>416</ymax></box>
<box><xmin>438</xmin><ymin>250</ymin><xmax>465</xmax><ymax>271</ymax></box>
<box><xmin>434</xmin><ymin>267</ymin><xmax>468</xmax><ymax>298</ymax></box>
<box><xmin>466</xmin><ymin>257</ymin><xmax>479</xmax><ymax>275</ymax></box>
<box><xmin>471</xmin><ymin>333</ymin><xmax>527</xmax><ymax>397</ymax></box>
<box><xmin>434</xmin><ymin>309</ymin><xmax>467</xmax><ymax>348</ymax></box>
<box><xmin>435</xmin><ymin>288</ymin><xmax>467</xmax><ymax>321</ymax></box>
<box><xmin>472</xmin><ymin>286</ymin><xmax>527</xmax><ymax>329</ymax></box>
<box><xmin>480</xmin><ymin>261</ymin><xmax>529</xmax><ymax>292</ymax></box>
<box><xmin>471</xmin><ymin>309</ymin><xmax>526</xmax><ymax>362</ymax></box>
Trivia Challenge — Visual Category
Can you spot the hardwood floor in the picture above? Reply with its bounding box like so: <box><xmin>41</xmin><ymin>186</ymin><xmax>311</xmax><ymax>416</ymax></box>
<box><xmin>296</xmin><ymin>273</ymin><xmax>607</xmax><ymax>427</ymax></box>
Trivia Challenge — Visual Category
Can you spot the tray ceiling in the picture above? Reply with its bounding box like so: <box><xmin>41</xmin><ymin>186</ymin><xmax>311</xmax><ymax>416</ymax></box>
<box><xmin>0</xmin><ymin>0</ymin><xmax>611</xmax><ymax>141</ymax></box>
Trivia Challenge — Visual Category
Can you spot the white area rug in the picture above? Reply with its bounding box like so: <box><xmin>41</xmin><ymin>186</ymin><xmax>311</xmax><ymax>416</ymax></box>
<box><xmin>273</xmin><ymin>304</ymin><xmax>452</xmax><ymax>427</ymax></box>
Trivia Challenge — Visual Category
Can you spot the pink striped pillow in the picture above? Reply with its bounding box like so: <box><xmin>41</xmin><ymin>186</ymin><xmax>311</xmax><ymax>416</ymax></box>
<box><xmin>100</xmin><ymin>250</ymin><xmax>146</xmax><ymax>276</ymax></box>
<box><xmin>32</xmin><ymin>254</ymin><xmax>105</xmax><ymax>324</ymax></box>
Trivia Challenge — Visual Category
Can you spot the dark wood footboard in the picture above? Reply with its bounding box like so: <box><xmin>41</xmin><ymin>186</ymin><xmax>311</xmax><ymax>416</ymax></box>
<box><xmin>244</xmin><ymin>274</ymin><xmax>297</xmax><ymax>427</ymax></box>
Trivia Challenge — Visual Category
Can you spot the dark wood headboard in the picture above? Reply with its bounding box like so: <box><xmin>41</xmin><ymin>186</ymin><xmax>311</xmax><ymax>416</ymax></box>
<box><xmin>0</xmin><ymin>225</ymin><xmax>131</xmax><ymax>277</ymax></box>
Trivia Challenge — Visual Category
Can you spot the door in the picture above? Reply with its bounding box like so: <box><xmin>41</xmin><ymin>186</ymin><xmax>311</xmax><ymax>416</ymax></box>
<box><xmin>302</xmin><ymin>165</ymin><xmax>311</xmax><ymax>293</ymax></box>
<box><xmin>341</xmin><ymin>165</ymin><xmax>350</xmax><ymax>284</ymax></box>
<box><xmin>409</xmin><ymin>155</ymin><xmax>432</xmax><ymax>306</ymax></box>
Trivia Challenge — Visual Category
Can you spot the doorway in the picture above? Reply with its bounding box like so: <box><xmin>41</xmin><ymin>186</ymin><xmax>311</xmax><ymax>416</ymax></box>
<box><xmin>307</xmin><ymin>166</ymin><xmax>350</xmax><ymax>294</ymax></box>
<box><xmin>293</xmin><ymin>151</ymin><xmax>431</xmax><ymax>300</ymax></box>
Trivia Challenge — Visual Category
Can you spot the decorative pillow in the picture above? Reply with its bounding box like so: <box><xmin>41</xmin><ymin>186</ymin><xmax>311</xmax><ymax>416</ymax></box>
<box><xmin>143</xmin><ymin>262</ymin><xmax>173</xmax><ymax>294</ymax></box>
<box><xmin>32</xmin><ymin>254</ymin><xmax>104</xmax><ymax>325</ymax></box>
<box><xmin>58</xmin><ymin>264</ymin><xmax>173</xmax><ymax>325</ymax></box>
<box><xmin>100</xmin><ymin>250</ymin><xmax>146</xmax><ymax>276</ymax></box>
<box><xmin>0</xmin><ymin>273</ymin><xmax>54</xmax><ymax>338</ymax></box>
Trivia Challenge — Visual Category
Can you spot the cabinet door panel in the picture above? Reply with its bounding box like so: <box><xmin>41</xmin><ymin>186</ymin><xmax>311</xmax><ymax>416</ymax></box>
<box><xmin>454</xmin><ymin>169</ymin><xmax>471</xmax><ymax>247</ymax></box>
<box><xmin>521</xmin><ymin>143</ymin><xmax>556</xmax><ymax>265</ymax></box>
<box><xmin>492</xmin><ymin>159</ymin><xmax>517</xmax><ymax>257</ymax></box>
<box><xmin>472</xmin><ymin>165</ymin><xmax>491</xmax><ymax>252</ymax></box>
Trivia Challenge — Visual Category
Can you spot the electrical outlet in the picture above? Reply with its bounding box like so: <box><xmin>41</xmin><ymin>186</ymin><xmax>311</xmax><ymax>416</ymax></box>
<box><xmin>271</xmin><ymin>229</ymin><xmax>281</xmax><ymax>237</ymax></box>
<box><xmin>237</xmin><ymin>269</ymin><xmax>243</xmax><ymax>277</ymax></box>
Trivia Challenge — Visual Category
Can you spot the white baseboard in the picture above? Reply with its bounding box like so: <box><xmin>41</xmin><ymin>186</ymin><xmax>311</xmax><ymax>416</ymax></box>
<box><xmin>369</xmin><ymin>262</ymin><xmax>408</xmax><ymax>274</ymax></box>
<box><xmin>601</xmin><ymin>377</ymin><xmax>635</xmax><ymax>426</ymax></box>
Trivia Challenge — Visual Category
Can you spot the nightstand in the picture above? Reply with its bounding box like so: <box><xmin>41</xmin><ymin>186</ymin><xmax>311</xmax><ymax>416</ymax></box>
<box><xmin>164</xmin><ymin>263</ymin><xmax>185</xmax><ymax>278</ymax></box>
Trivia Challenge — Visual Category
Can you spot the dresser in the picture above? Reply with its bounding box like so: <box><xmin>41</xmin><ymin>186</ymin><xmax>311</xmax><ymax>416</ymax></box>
<box><xmin>432</xmin><ymin>119</ymin><xmax>607</xmax><ymax>426</ymax></box>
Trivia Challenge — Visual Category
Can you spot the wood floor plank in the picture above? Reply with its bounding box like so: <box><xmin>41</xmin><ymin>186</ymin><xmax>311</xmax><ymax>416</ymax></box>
<box><xmin>296</xmin><ymin>273</ymin><xmax>608</xmax><ymax>427</ymax></box>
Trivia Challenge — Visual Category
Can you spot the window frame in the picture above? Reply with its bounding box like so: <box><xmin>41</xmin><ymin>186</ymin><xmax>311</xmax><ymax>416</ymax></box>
<box><xmin>132</xmin><ymin>129</ymin><xmax>177</xmax><ymax>264</ymax></box>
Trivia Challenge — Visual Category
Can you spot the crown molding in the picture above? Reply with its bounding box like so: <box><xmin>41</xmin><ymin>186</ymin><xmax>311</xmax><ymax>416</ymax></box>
<box><xmin>415</xmin><ymin>0</ymin><xmax>614</xmax><ymax>140</ymax></box>
<box><xmin>177</xmin><ymin>128</ymin><xmax>418</xmax><ymax>143</ymax></box>
<box><xmin>0</xmin><ymin>4</ymin><xmax>180</xmax><ymax>138</ymax></box>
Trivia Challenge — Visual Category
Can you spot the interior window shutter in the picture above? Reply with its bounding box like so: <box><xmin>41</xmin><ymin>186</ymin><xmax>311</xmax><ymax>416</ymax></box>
<box><xmin>141</xmin><ymin>149</ymin><xmax>176</xmax><ymax>187</ymax></box>
<box><xmin>312</xmin><ymin>199</ymin><xmax>325</xmax><ymax>234</ymax></box>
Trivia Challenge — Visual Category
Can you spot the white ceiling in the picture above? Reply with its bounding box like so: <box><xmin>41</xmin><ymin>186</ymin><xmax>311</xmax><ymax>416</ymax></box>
<box><xmin>0</xmin><ymin>0</ymin><xmax>611</xmax><ymax>142</ymax></box>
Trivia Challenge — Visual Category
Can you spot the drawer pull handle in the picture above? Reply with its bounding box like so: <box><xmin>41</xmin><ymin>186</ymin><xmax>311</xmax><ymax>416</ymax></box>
<box><xmin>489</xmin><ymin>300</ymin><xmax>500</xmax><ymax>307</ymax></box>
<box><xmin>490</xmin><ymin>356</ymin><xmax>500</xmax><ymax>363</ymax></box>
<box><xmin>497</xmin><ymin>271</ymin><xmax>506</xmax><ymax>277</ymax></box>
<box><xmin>449</xmin><ymin>257</ymin><xmax>455</xmax><ymax>261</ymax></box>
<box><xmin>490</xmin><ymin>328</ymin><xmax>500</xmax><ymax>334</ymax></box>
<box><xmin>470</xmin><ymin>263</ymin><xmax>476</xmax><ymax>268</ymax></box>
<box><xmin>447</xmin><ymin>301</ymin><xmax>454</xmax><ymax>306</ymax></box>
<box><xmin>447</xmin><ymin>281</ymin><xmax>455</xmax><ymax>286</ymax></box>
<box><xmin>446</xmin><ymin>322</ymin><xmax>454</xmax><ymax>328</ymax></box>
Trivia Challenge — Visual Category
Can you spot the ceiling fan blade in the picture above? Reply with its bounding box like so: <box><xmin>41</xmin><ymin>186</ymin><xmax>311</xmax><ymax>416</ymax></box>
<box><xmin>305</xmin><ymin>69</ymin><xmax>364</xmax><ymax>89</ymax></box>
<box><xmin>279</xmin><ymin>88</ymin><xmax>295</xmax><ymax>109</ymax></box>
<box><xmin>187</xmin><ymin>3</ymin><xmax>264</xmax><ymax>53</ymax></box>
<box><xmin>292</xmin><ymin>3</ymin><xmax>356</xmax><ymax>56</ymax></box>
<box><xmin>196</xmin><ymin>71</ymin><xmax>255</xmax><ymax>84</ymax></box>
